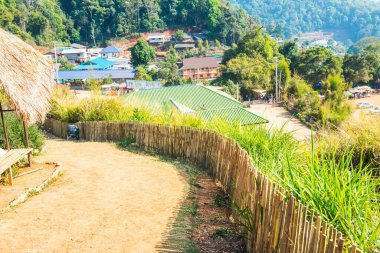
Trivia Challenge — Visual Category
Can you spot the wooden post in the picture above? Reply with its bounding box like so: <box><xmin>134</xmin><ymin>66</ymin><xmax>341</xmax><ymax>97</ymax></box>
<box><xmin>0</xmin><ymin>103</ymin><xmax>10</xmax><ymax>151</ymax></box>
<box><xmin>23</xmin><ymin>120</ymin><xmax>32</xmax><ymax>166</ymax></box>
<box><xmin>7</xmin><ymin>167</ymin><xmax>13</xmax><ymax>186</ymax></box>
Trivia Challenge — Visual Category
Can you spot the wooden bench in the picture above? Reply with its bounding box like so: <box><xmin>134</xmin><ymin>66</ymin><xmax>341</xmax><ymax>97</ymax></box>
<box><xmin>0</xmin><ymin>149</ymin><xmax>32</xmax><ymax>186</ymax></box>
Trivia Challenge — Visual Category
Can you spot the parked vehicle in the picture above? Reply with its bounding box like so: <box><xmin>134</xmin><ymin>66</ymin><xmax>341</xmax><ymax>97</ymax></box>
<box><xmin>369</xmin><ymin>106</ymin><xmax>380</xmax><ymax>115</ymax></box>
<box><xmin>356</xmin><ymin>102</ymin><xmax>374</xmax><ymax>109</ymax></box>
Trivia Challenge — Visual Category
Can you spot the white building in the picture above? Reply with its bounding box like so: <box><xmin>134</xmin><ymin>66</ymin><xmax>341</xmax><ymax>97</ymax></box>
<box><xmin>60</xmin><ymin>48</ymin><xmax>89</xmax><ymax>62</ymax></box>
<box><xmin>100</xmin><ymin>46</ymin><xmax>122</xmax><ymax>59</ymax></box>
<box><xmin>148</xmin><ymin>34</ymin><xmax>166</xmax><ymax>44</ymax></box>
<box><xmin>87</xmin><ymin>48</ymin><xmax>104</xmax><ymax>59</ymax></box>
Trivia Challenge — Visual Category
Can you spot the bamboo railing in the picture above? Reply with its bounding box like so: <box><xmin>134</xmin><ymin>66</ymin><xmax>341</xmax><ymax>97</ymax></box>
<box><xmin>44</xmin><ymin>118</ymin><xmax>362</xmax><ymax>253</ymax></box>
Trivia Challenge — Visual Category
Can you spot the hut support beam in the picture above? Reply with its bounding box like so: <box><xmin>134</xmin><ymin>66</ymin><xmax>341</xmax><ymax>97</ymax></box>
<box><xmin>0</xmin><ymin>103</ymin><xmax>10</xmax><ymax>151</ymax></box>
<box><xmin>22</xmin><ymin>120</ymin><xmax>32</xmax><ymax>166</ymax></box>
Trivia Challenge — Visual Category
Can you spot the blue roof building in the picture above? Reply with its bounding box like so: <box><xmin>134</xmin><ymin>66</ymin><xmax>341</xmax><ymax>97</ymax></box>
<box><xmin>74</xmin><ymin>58</ymin><xmax>115</xmax><ymax>70</ymax></box>
<box><xmin>100</xmin><ymin>46</ymin><xmax>123</xmax><ymax>59</ymax></box>
<box><xmin>100</xmin><ymin>46</ymin><xmax>122</xmax><ymax>54</ymax></box>
<box><xmin>55</xmin><ymin>69</ymin><xmax>135</xmax><ymax>80</ymax></box>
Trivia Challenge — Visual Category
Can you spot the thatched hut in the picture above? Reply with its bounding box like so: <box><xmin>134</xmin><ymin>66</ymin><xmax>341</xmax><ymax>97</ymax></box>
<box><xmin>0</xmin><ymin>28</ymin><xmax>54</xmax><ymax>124</ymax></box>
<box><xmin>0</xmin><ymin>29</ymin><xmax>54</xmax><ymax>185</ymax></box>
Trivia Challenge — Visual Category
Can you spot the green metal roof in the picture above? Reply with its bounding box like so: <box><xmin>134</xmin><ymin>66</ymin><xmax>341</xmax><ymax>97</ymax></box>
<box><xmin>125</xmin><ymin>85</ymin><xmax>268</xmax><ymax>125</ymax></box>
<box><xmin>196</xmin><ymin>108</ymin><xmax>268</xmax><ymax>125</ymax></box>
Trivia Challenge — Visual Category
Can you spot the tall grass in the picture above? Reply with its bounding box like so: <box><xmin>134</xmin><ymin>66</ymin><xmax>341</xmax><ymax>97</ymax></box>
<box><xmin>50</xmin><ymin>90</ymin><xmax>379</xmax><ymax>252</ymax></box>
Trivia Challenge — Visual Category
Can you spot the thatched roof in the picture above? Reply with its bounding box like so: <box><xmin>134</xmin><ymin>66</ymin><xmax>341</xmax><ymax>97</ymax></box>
<box><xmin>0</xmin><ymin>29</ymin><xmax>54</xmax><ymax>124</ymax></box>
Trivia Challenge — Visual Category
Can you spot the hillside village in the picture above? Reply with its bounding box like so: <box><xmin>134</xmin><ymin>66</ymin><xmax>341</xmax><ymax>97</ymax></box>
<box><xmin>0</xmin><ymin>1</ymin><xmax>379</xmax><ymax>252</ymax></box>
<box><xmin>41</xmin><ymin>30</ymin><xmax>224</xmax><ymax>88</ymax></box>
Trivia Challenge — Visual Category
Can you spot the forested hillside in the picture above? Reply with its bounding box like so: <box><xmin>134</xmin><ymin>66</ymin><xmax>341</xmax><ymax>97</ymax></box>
<box><xmin>0</xmin><ymin>0</ymin><xmax>253</xmax><ymax>46</ymax></box>
<box><xmin>230</xmin><ymin>0</ymin><xmax>380</xmax><ymax>42</ymax></box>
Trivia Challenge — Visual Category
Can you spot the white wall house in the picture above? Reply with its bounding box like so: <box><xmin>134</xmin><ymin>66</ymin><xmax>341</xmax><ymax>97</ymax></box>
<box><xmin>61</xmin><ymin>49</ymin><xmax>89</xmax><ymax>62</ymax></box>
<box><xmin>148</xmin><ymin>34</ymin><xmax>166</xmax><ymax>44</ymax></box>
<box><xmin>100</xmin><ymin>46</ymin><xmax>122</xmax><ymax>59</ymax></box>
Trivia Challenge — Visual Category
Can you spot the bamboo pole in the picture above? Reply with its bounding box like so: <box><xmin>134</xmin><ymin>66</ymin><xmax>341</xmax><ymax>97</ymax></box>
<box><xmin>0</xmin><ymin>103</ymin><xmax>10</xmax><ymax>150</ymax></box>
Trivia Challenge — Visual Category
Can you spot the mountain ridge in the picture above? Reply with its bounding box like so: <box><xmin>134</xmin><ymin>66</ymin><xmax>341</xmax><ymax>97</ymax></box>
<box><xmin>229</xmin><ymin>0</ymin><xmax>380</xmax><ymax>42</ymax></box>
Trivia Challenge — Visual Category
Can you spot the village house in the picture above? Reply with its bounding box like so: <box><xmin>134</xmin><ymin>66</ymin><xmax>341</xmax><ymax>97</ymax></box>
<box><xmin>148</xmin><ymin>34</ymin><xmax>166</xmax><ymax>44</ymax></box>
<box><xmin>87</xmin><ymin>48</ymin><xmax>104</xmax><ymax>59</ymax></box>
<box><xmin>100</xmin><ymin>46</ymin><xmax>122</xmax><ymax>59</ymax></box>
<box><xmin>60</xmin><ymin>48</ymin><xmax>89</xmax><ymax>63</ymax></box>
<box><xmin>180</xmin><ymin>57</ymin><xmax>221</xmax><ymax>80</ymax></box>
<box><xmin>174</xmin><ymin>44</ymin><xmax>195</xmax><ymax>52</ymax></box>
<box><xmin>44</xmin><ymin>50</ymin><xmax>61</xmax><ymax>60</ymax></box>
<box><xmin>70</xmin><ymin>43</ymin><xmax>86</xmax><ymax>49</ymax></box>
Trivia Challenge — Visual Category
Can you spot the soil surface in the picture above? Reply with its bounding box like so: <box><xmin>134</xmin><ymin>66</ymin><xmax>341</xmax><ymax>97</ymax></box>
<box><xmin>0</xmin><ymin>163</ymin><xmax>57</xmax><ymax>209</ymax></box>
<box><xmin>0</xmin><ymin>138</ymin><xmax>187</xmax><ymax>253</ymax></box>
<box><xmin>192</xmin><ymin>176</ymin><xmax>246</xmax><ymax>253</ymax></box>
<box><xmin>249</xmin><ymin>104</ymin><xmax>311</xmax><ymax>140</ymax></box>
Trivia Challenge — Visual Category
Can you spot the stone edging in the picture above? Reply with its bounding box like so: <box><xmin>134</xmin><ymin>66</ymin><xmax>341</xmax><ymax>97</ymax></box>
<box><xmin>1</xmin><ymin>163</ymin><xmax>62</xmax><ymax>212</ymax></box>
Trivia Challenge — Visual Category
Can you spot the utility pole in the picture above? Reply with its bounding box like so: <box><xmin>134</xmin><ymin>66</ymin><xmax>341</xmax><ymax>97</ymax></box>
<box><xmin>236</xmin><ymin>83</ymin><xmax>239</xmax><ymax>101</ymax></box>
<box><xmin>53</xmin><ymin>41</ymin><xmax>59</xmax><ymax>84</ymax></box>
<box><xmin>274</xmin><ymin>56</ymin><xmax>279</xmax><ymax>103</ymax></box>
<box><xmin>279</xmin><ymin>71</ymin><xmax>282</xmax><ymax>101</ymax></box>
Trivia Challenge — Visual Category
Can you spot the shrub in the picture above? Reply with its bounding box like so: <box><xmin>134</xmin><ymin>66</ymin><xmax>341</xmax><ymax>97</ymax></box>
<box><xmin>0</xmin><ymin>113</ymin><xmax>45</xmax><ymax>151</ymax></box>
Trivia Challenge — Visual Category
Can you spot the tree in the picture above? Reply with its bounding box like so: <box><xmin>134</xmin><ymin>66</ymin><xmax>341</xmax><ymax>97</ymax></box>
<box><xmin>131</xmin><ymin>39</ymin><xmax>156</xmax><ymax>67</ymax></box>
<box><xmin>343</xmin><ymin>41</ymin><xmax>380</xmax><ymax>86</ymax></box>
<box><xmin>57</xmin><ymin>56</ymin><xmax>75</xmax><ymax>70</ymax></box>
<box><xmin>134</xmin><ymin>66</ymin><xmax>153</xmax><ymax>81</ymax></box>
<box><xmin>279</xmin><ymin>40</ymin><xmax>298</xmax><ymax>70</ymax></box>
<box><xmin>222</xmin><ymin>29</ymin><xmax>278</xmax><ymax>64</ymax></box>
<box><xmin>156</xmin><ymin>48</ymin><xmax>186</xmax><ymax>86</ymax></box>
<box><xmin>343</xmin><ymin>55</ymin><xmax>372</xmax><ymax>85</ymax></box>
<box><xmin>215</xmin><ymin>39</ymin><xmax>222</xmax><ymax>48</ymax></box>
<box><xmin>172</xmin><ymin>29</ymin><xmax>185</xmax><ymax>42</ymax></box>
<box><xmin>27</xmin><ymin>11</ymin><xmax>49</xmax><ymax>36</ymax></box>
<box><xmin>294</xmin><ymin>47</ymin><xmax>343</xmax><ymax>85</ymax></box>
<box><xmin>221</xmin><ymin>54</ymin><xmax>270</xmax><ymax>99</ymax></box>
<box><xmin>197</xmin><ymin>39</ymin><xmax>204</xmax><ymax>51</ymax></box>
<box><xmin>322</xmin><ymin>74</ymin><xmax>349</xmax><ymax>106</ymax></box>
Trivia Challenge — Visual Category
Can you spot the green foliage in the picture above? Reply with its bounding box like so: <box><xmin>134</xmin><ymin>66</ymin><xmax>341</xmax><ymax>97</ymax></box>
<box><xmin>0</xmin><ymin>0</ymin><xmax>72</xmax><ymax>45</ymax></box>
<box><xmin>172</xmin><ymin>29</ymin><xmax>185</xmax><ymax>42</ymax></box>
<box><xmin>343</xmin><ymin>40</ymin><xmax>380</xmax><ymax>86</ymax></box>
<box><xmin>131</xmin><ymin>39</ymin><xmax>156</xmax><ymax>67</ymax></box>
<box><xmin>218</xmin><ymin>29</ymin><xmax>279</xmax><ymax>99</ymax></box>
<box><xmin>0</xmin><ymin>0</ymin><xmax>253</xmax><ymax>45</ymax></box>
<box><xmin>279</xmin><ymin>40</ymin><xmax>298</xmax><ymax>70</ymax></box>
<box><xmin>294</xmin><ymin>47</ymin><xmax>343</xmax><ymax>85</ymax></box>
<box><xmin>156</xmin><ymin>48</ymin><xmax>188</xmax><ymax>86</ymax></box>
<box><xmin>347</xmin><ymin>37</ymin><xmax>380</xmax><ymax>55</ymax></box>
<box><xmin>230</xmin><ymin>0</ymin><xmax>380</xmax><ymax>41</ymax></box>
<box><xmin>56</xmin><ymin>56</ymin><xmax>75</xmax><ymax>71</ymax></box>
<box><xmin>134</xmin><ymin>66</ymin><xmax>153</xmax><ymax>81</ymax></box>
<box><xmin>0</xmin><ymin>113</ymin><xmax>45</xmax><ymax>151</ymax></box>
<box><xmin>86</xmin><ymin>78</ymin><xmax>102</xmax><ymax>91</ymax></box>
<box><xmin>285</xmin><ymin>75</ymin><xmax>351</xmax><ymax>127</ymax></box>
<box><xmin>286</xmin><ymin>76</ymin><xmax>322</xmax><ymax>123</ymax></box>
<box><xmin>27</xmin><ymin>11</ymin><xmax>49</xmax><ymax>36</ymax></box>
<box><xmin>319</xmin><ymin>115</ymin><xmax>380</xmax><ymax>169</ymax></box>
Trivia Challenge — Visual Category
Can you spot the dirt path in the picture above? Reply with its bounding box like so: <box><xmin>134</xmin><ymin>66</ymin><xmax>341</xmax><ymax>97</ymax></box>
<box><xmin>0</xmin><ymin>139</ymin><xmax>187</xmax><ymax>253</ymax></box>
<box><xmin>249</xmin><ymin>104</ymin><xmax>312</xmax><ymax>140</ymax></box>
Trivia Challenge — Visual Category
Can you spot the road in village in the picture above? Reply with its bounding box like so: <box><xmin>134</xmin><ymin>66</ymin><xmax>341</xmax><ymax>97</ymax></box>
<box><xmin>0</xmin><ymin>139</ymin><xmax>187</xmax><ymax>253</ymax></box>
<box><xmin>249</xmin><ymin>104</ymin><xmax>312</xmax><ymax>140</ymax></box>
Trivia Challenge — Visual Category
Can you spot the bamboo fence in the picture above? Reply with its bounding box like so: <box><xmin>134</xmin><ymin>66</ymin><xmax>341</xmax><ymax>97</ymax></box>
<box><xmin>44</xmin><ymin>118</ymin><xmax>362</xmax><ymax>253</ymax></box>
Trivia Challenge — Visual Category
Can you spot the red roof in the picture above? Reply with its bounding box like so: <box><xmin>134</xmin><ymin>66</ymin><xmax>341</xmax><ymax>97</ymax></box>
<box><xmin>181</xmin><ymin>57</ymin><xmax>220</xmax><ymax>70</ymax></box>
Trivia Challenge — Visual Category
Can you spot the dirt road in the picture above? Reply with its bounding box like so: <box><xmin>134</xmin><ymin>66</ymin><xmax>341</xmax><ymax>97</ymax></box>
<box><xmin>0</xmin><ymin>139</ymin><xmax>187</xmax><ymax>253</ymax></box>
<box><xmin>249</xmin><ymin>104</ymin><xmax>312</xmax><ymax>140</ymax></box>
